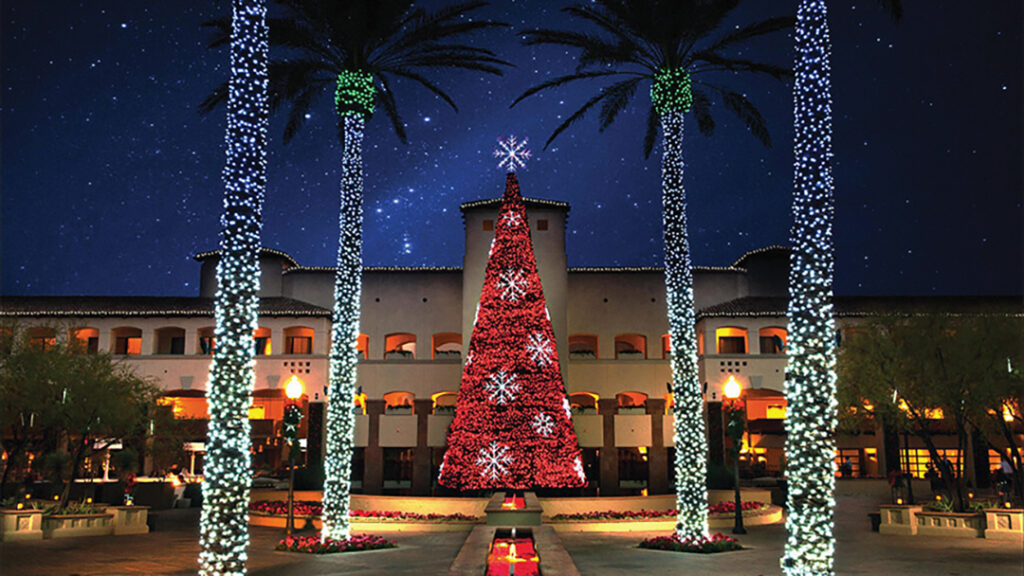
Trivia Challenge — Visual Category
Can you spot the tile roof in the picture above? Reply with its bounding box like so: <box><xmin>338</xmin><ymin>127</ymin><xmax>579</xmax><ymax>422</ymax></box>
<box><xmin>193</xmin><ymin>247</ymin><xmax>299</xmax><ymax>268</ymax></box>
<box><xmin>459</xmin><ymin>196</ymin><xmax>570</xmax><ymax>211</ymax></box>
<box><xmin>0</xmin><ymin>296</ymin><xmax>330</xmax><ymax>317</ymax></box>
<box><xmin>698</xmin><ymin>295</ymin><xmax>1024</xmax><ymax>318</ymax></box>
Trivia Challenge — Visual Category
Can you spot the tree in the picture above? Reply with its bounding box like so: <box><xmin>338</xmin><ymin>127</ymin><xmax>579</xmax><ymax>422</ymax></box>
<box><xmin>198</xmin><ymin>1</ymin><xmax>270</xmax><ymax>574</ymax></box>
<box><xmin>201</xmin><ymin>0</ymin><xmax>508</xmax><ymax>542</ymax></box>
<box><xmin>0</xmin><ymin>324</ymin><xmax>157</xmax><ymax>507</ymax></box>
<box><xmin>439</xmin><ymin>162</ymin><xmax>585</xmax><ymax>491</ymax></box>
<box><xmin>837</xmin><ymin>315</ymin><xmax>1023</xmax><ymax>512</ymax></box>
<box><xmin>512</xmin><ymin>0</ymin><xmax>792</xmax><ymax>540</ymax></box>
<box><xmin>783</xmin><ymin>4</ymin><xmax>899</xmax><ymax>574</ymax></box>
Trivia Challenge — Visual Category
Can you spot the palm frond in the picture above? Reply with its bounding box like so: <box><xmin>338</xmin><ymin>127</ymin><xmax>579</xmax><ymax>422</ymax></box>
<box><xmin>202</xmin><ymin>17</ymin><xmax>232</xmax><ymax>49</ymax></box>
<box><xmin>719</xmin><ymin>89</ymin><xmax>770</xmax><ymax>147</ymax></box>
<box><xmin>706</xmin><ymin>16</ymin><xmax>794</xmax><ymax>53</ymax></box>
<box><xmin>691</xmin><ymin>51</ymin><xmax>792</xmax><ymax>82</ymax></box>
<box><xmin>521</xmin><ymin>29</ymin><xmax>649</xmax><ymax>71</ymax></box>
<box><xmin>690</xmin><ymin>88</ymin><xmax>714</xmax><ymax>137</ymax></box>
<box><xmin>642</xmin><ymin>104</ymin><xmax>659</xmax><ymax>159</ymax></box>
<box><xmin>376</xmin><ymin>74</ymin><xmax>407</xmax><ymax>144</ymax></box>
<box><xmin>198</xmin><ymin>81</ymin><xmax>229</xmax><ymax>115</ymax></box>
<box><xmin>511</xmin><ymin>71</ymin><xmax>622</xmax><ymax>108</ymax></box>
<box><xmin>378</xmin><ymin>67</ymin><xmax>459</xmax><ymax>111</ymax></box>
<box><xmin>282</xmin><ymin>86</ymin><xmax>320</xmax><ymax>144</ymax></box>
<box><xmin>268</xmin><ymin>59</ymin><xmax>335</xmax><ymax>114</ymax></box>
<box><xmin>877</xmin><ymin>0</ymin><xmax>903</xmax><ymax>23</ymax></box>
<box><xmin>598</xmin><ymin>77</ymin><xmax>643</xmax><ymax>131</ymax></box>
<box><xmin>544</xmin><ymin>91</ymin><xmax>607</xmax><ymax>149</ymax></box>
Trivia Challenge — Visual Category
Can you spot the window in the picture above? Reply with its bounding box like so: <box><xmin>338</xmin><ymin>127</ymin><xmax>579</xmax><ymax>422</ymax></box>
<box><xmin>616</xmin><ymin>392</ymin><xmax>647</xmax><ymax>414</ymax></box>
<box><xmin>253</xmin><ymin>327</ymin><xmax>271</xmax><ymax>356</ymax></box>
<box><xmin>431</xmin><ymin>391</ymin><xmax>458</xmax><ymax>415</ymax></box>
<box><xmin>71</xmin><ymin>327</ymin><xmax>99</xmax><ymax>354</ymax></box>
<box><xmin>759</xmin><ymin>327</ymin><xmax>787</xmax><ymax>354</ymax></box>
<box><xmin>482</xmin><ymin>219</ymin><xmax>494</xmax><ymax>231</ymax></box>
<box><xmin>569</xmin><ymin>334</ymin><xmax>598</xmax><ymax>360</ymax></box>
<box><xmin>284</xmin><ymin>326</ymin><xmax>315</xmax><ymax>355</ymax></box>
<box><xmin>618</xmin><ymin>448</ymin><xmax>649</xmax><ymax>492</ymax></box>
<box><xmin>431</xmin><ymin>332</ymin><xmax>461</xmax><ymax>360</ymax></box>
<box><xmin>614</xmin><ymin>334</ymin><xmax>647</xmax><ymax>359</ymax></box>
<box><xmin>198</xmin><ymin>327</ymin><xmax>215</xmax><ymax>354</ymax></box>
<box><xmin>899</xmin><ymin>449</ymin><xmax>961</xmax><ymax>479</ymax></box>
<box><xmin>834</xmin><ymin>449</ymin><xmax>862</xmax><ymax>477</ymax></box>
<box><xmin>27</xmin><ymin>327</ymin><xmax>56</xmax><ymax>351</ymax></box>
<box><xmin>537</xmin><ymin>219</ymin><xmax>548</xmax><ymax>231</ymax></box>
<box><xmin>715</xmin><ymin>327</ymin><xmax>748</xmax><ymax>354</ymax></box>
<box><xmin>351</xmin><ymin>448</ymin><xmax>365</xmax><ymax>490</ymax></box>
<box><xmin>383</xmin><ymin>391</ymin><xmax>415</xmax><ymax>414</ymax></box>
<box><xmin>382</xmin><ymin>448</ymin><xmax>414</xmax><ymax>490</ymax></box>
<box><xmin>384</xmin><ymin>333</ymin><xmax>416</xmax><ymax>359</ymax></box>
<box><xmin>155</xmin><ymin>327</ymin><xmax>186</xmax><ymax>355</ymax></box>
<box><xmin>569</xmin><ymin>392</ymin><xmax>599</xmax><ymax>415</ymax></box>
<box><xmin>356</xmin><ymin>333</ymin><xmax>369</xmax><ymax>360</ymax></box>
<box><xmin>112</xmin><ymin>327</ymin><xmax>142</xmax><ymax>355</ymax></box>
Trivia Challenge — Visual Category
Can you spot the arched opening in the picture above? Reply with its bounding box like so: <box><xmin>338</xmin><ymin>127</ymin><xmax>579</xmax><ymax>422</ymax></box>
<box><xmin>253</xmin><ymin>327</ymin><xmax>271</xmax><ymax>356</ymax></box>
<box><xmin>569</xmin><ymin>392</ymin><xmax>599</xmax><ymax>415</ymax></box>
<box><xmin>198</xmin><ymin>327</ymin><xmax>215</xmax><ymax>355</ymax></box>
<box><xmin>758</xmin><ymin>327</ymin><xmax>787</xmax><ymax>355</ymax></box>
<box><xmin>356</xmin><ymin>333</ymin><xmax>369</xmax><ymax>360</ymax></box>
<box><xmin>715</xmin><ymin>327</ymin><xmax>748</xmax><ymax>354</ymax></box>
<box><xmin>661</xmin><ymin>334</ymin><xmax>671</xmax><ymax>359</ymax></box>
<box><xmin>284</xmin><ymin>326</ymin><xmax>314</xmax><ymax>355</ymax></box>
<box><xmin>157</xmin><ymin>390</ymin><xmax>209</xmax><ymax>420</ymax></box>
<box><xmin>111</xmin><ymin>327</ymin><xmax>142</xmax><ymax>355</ymax></box>
<box><xmin>569</xmin><ymin>334</ymin><xmax>598</xmax><ymax>360</ymax></box>
<box><xmin>616</xmin><ymin>391</ymin><xmax>648</xmax><ymax>414</ymax></box>
<box><xmin>431</xmin><ymin>332</ymin><xmax>462</xmax><ymax>360</ymax></box>
<box><xmin>383</xmin><ymin>391</ymin><xmax>415</xmax><ymax>414</ymax></box>
<box><xmin>155</xmin><ymin>327</ymin><xmax>186</xmax><ymax>355</ymax></box>
<box><xmin>384</xmin><ymin>333</ymin><xmax>416</xmax><ymax>359</ymax></box>
<box><xmin>27</xmin><ymin>326</ymin><xmax>57</xmax><ymax>351</ymax></box>
<box><xmin>353</xmin><ymin>392</ymin><xmax>367</xmax><ymax>415</ymax></box>
<box><xmin>614</xmin><ymin>334</ymin><xmax>647</xmax><ymax>359</ymax></box>
<box><xmin>70</xmin><ymin>327</ymin><xmax>99</xmax><ymax>354</ymax></box>
<box><xmin>431</xmin><ymin>391</ymin><xmax>458</xmax><ymax>415</ymax></box>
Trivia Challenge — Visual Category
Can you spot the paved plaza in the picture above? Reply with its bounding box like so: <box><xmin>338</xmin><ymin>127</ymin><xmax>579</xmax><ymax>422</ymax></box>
<box><xmin>2</xmin><ymin>495</ymin><xmax>1020</xmax><ymax>576</ymax></box>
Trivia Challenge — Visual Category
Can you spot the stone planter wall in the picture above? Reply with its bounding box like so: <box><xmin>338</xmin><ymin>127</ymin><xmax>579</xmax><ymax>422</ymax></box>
<box><xmin>983</xmin><ymin>508</ymin><xmax>1023</xmax><ymax>541</ymax></box>
<box><xmin>107</xmin><ymin>505</ymin><xmax>150</xmax><ymax>535</ymax></box>
<box><xmin>0</xmin><ymin>509</ymin><xmax>44</xmax><ymax>542</ymax></box>
<box><xmin>915</xmin><ymin>511</ymin><xmax>985</xmax><ymax>538</ymax></box>
<box><xmin>878</xmin><ymin>505</ymin><xmax>922</xmax><ymax>536</ymax></box>
<box><xmin>42</xmin><ymin>513</ymin><xmax>114</xmax><ymax>539</ymax></box>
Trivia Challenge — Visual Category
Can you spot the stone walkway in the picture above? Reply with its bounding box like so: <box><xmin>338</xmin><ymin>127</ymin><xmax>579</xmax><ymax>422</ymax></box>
<box><xmin>2</xmin><ymin>496</ymin><xmax>1020</xmax><ymax>575</ymax></box>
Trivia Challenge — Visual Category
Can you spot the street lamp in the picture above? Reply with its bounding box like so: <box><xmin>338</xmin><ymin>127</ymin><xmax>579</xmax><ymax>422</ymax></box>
<box><xmin>283</xmin><ymin>375</ymin><xmax>305</xmax><ymax>537</ymax></box>
<box><xmin>723</xmin><ymin>375</ymin><xmax>747</xmax><ymax>535</ymax></box>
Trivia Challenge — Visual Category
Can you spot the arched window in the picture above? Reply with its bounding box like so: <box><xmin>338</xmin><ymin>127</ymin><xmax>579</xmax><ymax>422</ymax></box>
<box><xmin>385</xmin><ymin>333</ymin><xmax>416</xmax><ymax>359</ymax></box>
<box><xmin>198</xmin><ymin>327</ymin><xmax>215</xmax><ymax>355</ymax></box>
<box><xmin>253</xmin><ymin>327</ymin><xmax>271</xmax><ymax>356</ymax></box>
<box><xmin>569</xmin><ymin>334</ymin><xmax>598</xmax><ymax>360</ymax></box>
<box><xmin>353</xmin><ymin>392</ymin><xmax>367</xmax><ymax>415</ymax></box>
<box><xmin>70</xmin><ymin>327</ymin><xmax>99</xmax><ymax>354</ymax></box>
<box><xmin>616</xmin><ymin>392</ymin><xmax>648</xmax><ymax>414</ymax></box>
<box><xmin>111</xmin><ymin>327</ymin><xmax>142</xmax><ymax>355</ymax></box>
<box><xmin>431</xmin><ymin>391</ymin><xmax>458</xmax><ymax>415</ymax></box>
<box><xmin>569</xmin><ymin>392</ymin><xmax>599</xmax><ymax>415</ymax></box>
<box><xmin>155</xmin><ymin>327</ymin><xmax>186</xmax><ymax>355</ymax></box>
<box><xmin>715</xmin><ymin>327</ymin><xmax>748</xmax><ymax>354</ymax></box>
<box><xmin>759</xmin><ymin>327</ymin><xmax>787</xmax><ymax>355</ymax></box>
<box><xmin>356</xmin><ymin>333</ymin><xmax>369</xmax><ymax>360</ymax></box>
<box><xmin>661</xmin><ymin>334</ymin><xmax>671</xmax><ymax>359</ymax></box>
<box><xmin>383</xmin><ymin>391</ymin><xmax>415</xmax><ymax>414</ymax></box>
<box><xmin>431</xmin><ymin>332</ymin><xmax>461</xmax><ymax>360</ymax></box>
<box><xmin>27</xmin><ymin>326</ymin><xmax>57</xmax><ymax>351</ymax></box>
<box><xmin>614</xmin><ymin>334</ymin><xmax>647</xmax><ymax>359</ymax></box>
<box><xmin>284</xmin><ymin>326</ymin><xmax>314</xmax><ymax>355</ymax></box>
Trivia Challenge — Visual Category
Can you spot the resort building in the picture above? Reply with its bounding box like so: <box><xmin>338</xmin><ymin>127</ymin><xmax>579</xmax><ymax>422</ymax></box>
<box><xmin>2</xmin><ymin>195</ymin><xmax>1019</xmax><ymax>495</ymax></box>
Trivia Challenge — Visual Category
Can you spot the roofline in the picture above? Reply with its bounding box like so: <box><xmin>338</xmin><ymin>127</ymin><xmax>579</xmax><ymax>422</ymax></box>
<box><xmin>730</xmin><ymin>245</ymin><xmax>790</xmax><ymax>268</ymax></box>
<box><xmin>194</xmin><ymin>247</ymin><xmax>300</xmax><ymax>268</ymax></box>
<box><xmin>460</xmin><ymin>196</ymin><xmax>570</xmax><ymax>212</ymax></box>
<box><xmin>283</xmin><ymin>266</ymin><xmax>463</xmax><ymax>275</ymax></box>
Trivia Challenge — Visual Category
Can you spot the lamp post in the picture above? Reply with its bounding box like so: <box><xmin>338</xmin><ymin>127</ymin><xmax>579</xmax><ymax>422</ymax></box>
<box><xmin>723</xmin><ymin>375</ymin><xmax>746</xmax><ymax>534</ymax></box>
<box><xmin>283</xmin><ymin>375</ymin><xmax>304</xmax><ymax>537</ymax></box>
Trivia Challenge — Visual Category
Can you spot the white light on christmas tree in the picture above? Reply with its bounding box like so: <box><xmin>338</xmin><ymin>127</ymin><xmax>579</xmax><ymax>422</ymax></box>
<box><xmin>198</xmin><ymin>1</ymin><xmax>268</xmax><ymax>574</ymax></box>
<box><xmin>782</xmin><ymin>1</ymin><xmax>838</xmax><ymax>575</ymax></box>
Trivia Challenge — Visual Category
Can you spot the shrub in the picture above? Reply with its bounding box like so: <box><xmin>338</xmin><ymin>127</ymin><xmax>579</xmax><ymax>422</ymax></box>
<box><xmin>639</xmin><ymin>532</ymin><xmax>742</xmax><ymax>554</ymax></box>
<box><xmin>276</xmin><ymin>533</ymin><xmax>396</xmax><ymax>554</ymax></box>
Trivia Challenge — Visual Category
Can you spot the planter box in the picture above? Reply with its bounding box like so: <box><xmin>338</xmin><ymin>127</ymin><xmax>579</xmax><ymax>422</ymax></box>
<box><xmin>915</xmin><ymin>511</ymin><xmax>985</xmax><ymax>538</ymax></box>
<box><xmin>878</xmin><ymin>505</ymin><xmax>922</xmax><ymax>536</ymax></box>
<box><xmin>485</xmin><ymin>492</ymin><xmax>542</xmax><ymax>527</ymax></box>
<box><xmin>983</xmin><ymin>508</ymin><xmax>1023</xmax><ymax>541</ymax></box>
<box><xmin>108</xmin><ymin>505</ymin><xmax>150</xmax><ymax>535</ymax></box>
<box><xmin>42</xmin><ymin>513</ymin><xmax>114</xmax><ymax>539</ymax></box>
<box><xmin>249</xmin><ymin>513</ymin><xmax>478</xmax><ymax>532</ymax></box>
<box><xmin>1</xmin><ymin>509</ymin><xmax>44</xmax><ymax>542</ymax></box>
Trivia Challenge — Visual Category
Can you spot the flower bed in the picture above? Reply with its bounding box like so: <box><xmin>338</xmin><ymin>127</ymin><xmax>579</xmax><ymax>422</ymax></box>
<box><xmin>276</xmin><ymin>533</ymin><xmax>396</xmax><ymax>554</ymax></box>
<box><xmin>550</xmin><ymin>501</ymin><xmax>765</xmax><ymax>522</ymax></box>
<box><xmin>249</xmin><ymin>500</ymin><xmax>478</xmax><ymax>522</ymax></box>
<box><xmin>639</xmin><ymin>532</ymin><xmax>742</xmax><ymax>554</ymax></box>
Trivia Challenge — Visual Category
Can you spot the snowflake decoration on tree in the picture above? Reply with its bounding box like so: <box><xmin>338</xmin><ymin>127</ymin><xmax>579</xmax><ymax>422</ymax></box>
<box><xmin>484</xmin><ymin>371</ymin><xmax>520</xmax><ymax>405</ymax></box>
<box><xmin>476</xmin><ymin>441</ymin><xmax>513</xmax><ymax>480</ymax></box>
<box><xmin>465</xmin><ymin>351</ymin><xmax>474</xmax><ymax>366</ymax></box>
<box><xmin>496</xmin><ymin>269</ymin><xmax>528</xmax><ymax>302</ymax></box>
<box><xmin>573</xmin><ymin>457</ymin><xmax>586</xmax><ymax>483</ymax></box>
<box><xmin>562</xmin><ymin>397</ymin><xmax>572</xmax><ymax>420</ymax></box>
<box><xmin>493</xmin><ymin>135</ymin><xmax>532</xmax><ymax>172</ymax></box>
<box><xmin>531</xmin><ymin>411</ymin><xmax>555</xmax><ymax>437</ymax></box>
<box><xmin>525</xmin><ymin>332</ymin><xmax>554</xmax><ymax>367</ymax></box>
<box><xmin>502</xmin><ymin>212</ymin><xmax>523</xmax><ymax>228</ymax></box>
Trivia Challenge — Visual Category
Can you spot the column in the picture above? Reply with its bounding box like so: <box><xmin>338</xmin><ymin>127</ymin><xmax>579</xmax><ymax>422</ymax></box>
<box><xmin>646</xmin><ymin>398</ymin><xmax>668</xmax><ymax>494</ymax></box>
<box><xmin>599</xmin><ymin>398</ymin><xmax>619</xmax><ymax>496</ymax></box>
<box><xmin>411</xmin><ymin>399</ymin><xmax>433</xmax><ymax>495</ymax></box>
<box><xmin>363</xmin><ymin>399</ymin><xmax>385</xmax><ymax>494</ymax></box>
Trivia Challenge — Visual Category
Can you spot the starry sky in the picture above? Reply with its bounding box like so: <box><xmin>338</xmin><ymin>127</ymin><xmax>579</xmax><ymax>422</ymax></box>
<box><xmin>2</xmin><ymin>1</ymin><xmax>1021</xmax><ymax>297</ymax></box>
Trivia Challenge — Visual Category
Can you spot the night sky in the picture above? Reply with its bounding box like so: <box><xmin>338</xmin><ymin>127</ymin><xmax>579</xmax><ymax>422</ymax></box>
<box><xmin>2</xmin><ymin>1</ymin><xmax>1021</xmax><ymax>298</ymax></box>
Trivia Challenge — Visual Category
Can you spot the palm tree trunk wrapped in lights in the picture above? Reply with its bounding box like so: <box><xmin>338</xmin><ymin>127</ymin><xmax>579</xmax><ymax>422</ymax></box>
<box><xmin>782</xmin><ymin>1</ymin><xmax>838</xmax><ymax>574</ymax></box>
<box><xmin>198</xmin><ymin>1</ymin><xmax>268</xmax><ymax>574</ymax></box>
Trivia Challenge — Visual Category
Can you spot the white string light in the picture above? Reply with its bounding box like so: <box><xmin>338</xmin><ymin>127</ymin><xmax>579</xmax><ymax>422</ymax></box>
<box><xmin>198</xmin><ymin>1</ymin><xmax>268</xmax><ymax>574</ymax></box>
<box><xmin>782</xmin><ymin>2</ymin><xmax>838</xmax><ymax>575</ymax></box>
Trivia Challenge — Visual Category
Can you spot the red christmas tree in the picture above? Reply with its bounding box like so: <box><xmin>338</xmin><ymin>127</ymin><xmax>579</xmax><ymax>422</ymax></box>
<box><xmin>440</xmin><ymin>139</ymin><xmax>585</xmax><ymax>490</ymax></box>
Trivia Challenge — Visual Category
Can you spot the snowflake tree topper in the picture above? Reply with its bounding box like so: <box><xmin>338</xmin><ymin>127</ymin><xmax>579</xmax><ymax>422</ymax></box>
<box><xmin>494</xmin><ymin>135</ymin><xmax>532</xmax><ymax>172</ymax></box>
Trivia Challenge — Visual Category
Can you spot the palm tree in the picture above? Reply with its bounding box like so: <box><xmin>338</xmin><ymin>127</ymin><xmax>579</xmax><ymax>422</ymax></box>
<box><xmin>202</xmin><ymin>0</ymin><xmax>507</xmax><ymax>542</ymax></box>
<box><xmin>198</xmin><ymin>1</ymin><xmax>269</xmax><ymax>574</ymax></box>
<box><xmin>782</xmin><ymin>2</ymin><xmax>899</xmax><ymax>574</ymax></box>
<box><xmin>512</xmin><ymin>0</ymin><xmax>792</xmax><ymax>541</ymax></box>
